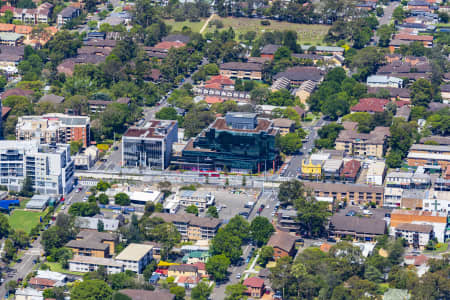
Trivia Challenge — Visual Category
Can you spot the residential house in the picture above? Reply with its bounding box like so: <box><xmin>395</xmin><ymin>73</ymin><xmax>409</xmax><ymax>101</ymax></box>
<box><xmin>423</xmin><ymin>191</ymin><xmax>450</xmax><ymax>213</ymax></box>
<box><xmin>243</xmin><ymin>277</ymin><xmax>265</xmax><ymax>298</ymax></box>
<box><xmin>267</xmin><ymin>231</ymin><xmax>297</xmax><ymax>260</ymax></box>
<box><xmin>14</xmin><ymin>288</ymin><xmax>43</xmax><ymax>300</ymax></box>
<box><xmin>441</xmin><ymin>84</ymin><xmax>450</xmax><ymax>103</ymax></box>
<box><xmin>153</xmin><ymin>40</ymin><xmax>186</xmax><ymax>50</ymax></box>
<box><xmin>293</xmin><ymin>80</ymin><xmax>317</xmax><ymax>104</ymax></box>
<box><xmin>367</xmin><ymin>87</ymin><xmax>411</xmax><ymax>102</ymax></box>
<box><xmin>367</xmin><ymin>75</ymin><xmax>403</xmax><ymax>88</ymax></box>
<box><xmin>219</xmin><ymin>62</ymin><xmax>263</xmax><ymax>80</ymax></box>
<box><xmin>0</xmin><ymin>45</ymin><xmax>24</xmax><ymax>73</ymax></box>
<box><xmin>65</xmin><ymin>230</ymin><xmax>116</xmax><ymax>258</ymax></box>
<box><xmin>57</xmin><ymin>6</ymin><xmax>80</xmax><ymax>26</ymax></box>
<box><xmin>351</xmin><ymin>98</ymin><xmax>390</xmax><ymax>114</ymax></box>
<box><xmin>0</xmin><ymin>32</ymin><xmax>23</xmax><ymax>46</ymax></box>
<box><xmin>390</xmin><ymin>34</ymin><xmax>433</xmax><ymax>52</ymax></box>
<box><xmin>273</xmin><ymin>66</ymin><xmax>323</xmax><ymax>85</ymax></box>
<box><xmin>260</xmin><ymin>44</ymin><xmax>280</xmax><ymax>59</ymax></box>
<box><xmin>272</xmin><ymin>118</ymin><xmax>295</xmax><ymax>135</ymax></box>
<box><xmin>168</xmin><ymin>264</ymin><xmax>198</xmax><ymax>278</ymax></box>
<box><xmin>300</xmin><ymin>45</ymin><xmax>344</xmax><ymax>55</ymax></box>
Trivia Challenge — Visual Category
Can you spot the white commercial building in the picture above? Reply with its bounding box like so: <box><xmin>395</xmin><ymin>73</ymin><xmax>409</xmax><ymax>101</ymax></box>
<box><xmin>69</xmin><ymin>256</ymin><xmax>124</xmax><ymax>274</ymax></box>
<box><xmin>75</xmin><ymin>216</ymin><xmax>120</xmax><ymax>231</ymax></box>
<box><xmin>175</xmin><ymin>190</ymin><xmax>215</xmax><ymax>210</ymax></box>
<box><xmin>127</xmin><ymin>190</ymin><xmax>163</xmax><ymax>206</ymax></box>
<box><xmin>423</xmin><ymin>191</ymin><xmax>450</xmax><ymax>213</ymax></box>
<box><xmin>366</xmin><ymin>161</ymin><xmax>386</xmax><ymax>186</ymax></box>
<box><xmin>0</xmin><ymin>140</ymin><xmax>74</xmax><ymax>195</ymax></box>
<box><xmin>115</xmin><ymin>243</ymin><xmax>154</xmax><ymax>273</ymax></box>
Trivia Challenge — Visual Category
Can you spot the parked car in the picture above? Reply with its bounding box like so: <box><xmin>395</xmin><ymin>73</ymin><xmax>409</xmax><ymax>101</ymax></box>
<box><xmin>236</xmin><ymin>273</ymin><xmax>241</xmax><ymax>279</ymax></box>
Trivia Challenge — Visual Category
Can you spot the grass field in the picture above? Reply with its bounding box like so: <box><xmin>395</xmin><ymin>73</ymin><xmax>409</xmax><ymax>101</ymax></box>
<box><xmin>164</xmin><ymin>19</ymin><xmax>207</xmax><ymax>33</ymax></box>
<box><xmin>165</xmin><ymin>17</ymin><xmax>330</xmax><ymax>45</ymax></box>
<box><xmin>45</xmin><ymin>262</ymin><xmax>84</xmax><ymax>276</ymax></box>
<box><xmin>7</xmin><ymin>209</ymin><xmax>47</xmax><ymax>233</ymax></box>
<box><xmin>205</xmin><ymin>17</ymin><xmax>329</xmax><ymax>44</ymax></box>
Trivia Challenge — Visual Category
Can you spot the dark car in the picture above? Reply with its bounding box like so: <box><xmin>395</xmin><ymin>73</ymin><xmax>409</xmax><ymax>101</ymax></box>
<box><xmin>239</xmin><ymin>212</ymin><xmax>249</xmax><ymax>219</ymax></box>
<box><xmin>327</xmin><ymin>237</ymin><xmax>336</xmax><ymax>243</ymax></box>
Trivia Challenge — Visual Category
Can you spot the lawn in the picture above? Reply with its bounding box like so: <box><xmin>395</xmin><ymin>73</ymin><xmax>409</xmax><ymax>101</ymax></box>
<box><xmin>164</xmin><ymin>17</ymin><xmax>330</xmax><ymax>45</ymax></box>
<box><xmin>425</xmin><ymin>243</ymin><xmax>448</xmax><ymax>253</ymax></box>
<box><xmin>164</xmin><ymin>18</ymin><xmax>207</xmax><ymax>33</ymax></box>
<box><xmin>7</xmin><ymin>209</ymin><xmax>47</xmax><ymax>233</ymax></box>
<box><xmin>45</xmin><ymin>262</ymin><xmax>84</xmax><ymax>276</ymax></box>
<box><xmin>204</xmin><ymin>17</ymin><xmax>330</xmax><ymax>45</ymax></box>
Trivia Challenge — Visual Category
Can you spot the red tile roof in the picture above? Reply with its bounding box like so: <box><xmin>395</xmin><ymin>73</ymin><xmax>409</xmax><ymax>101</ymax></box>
<box><xmin>340</xmin><ymin>160</ymin><xmax>361</xmax><ymax>179</ymax></box>
<box><xmin>205</xmin><ymin>96</ymin><xmax>223</xmax><ymax>104</ymax></box>
<box><xmin>351</xmin><ymin>98</ymin><xmax>390</xmax><ymax>113</ymax></box>
<box><xmin>206</xmin><ymin>75</ymin><xmax>235</xmax><ymax>86</ymax></box>
<box><xmin>154</xmin><ymin>41</ymin><xmax>185</xmax><ymax>50</ymax></box>
<box><xmin>29</xmin><ymin>277</ymin><xmax>57</xmax><ymax>287</ymax></box>
<box><xmin>0</xmin><ymin>6</ymin><xmax>14</xmax><ymax>13</ymax></box>
<box><xmin>394</xmin><ymin>34</ymin><xmax>433</xmax><ymax>42</ymax></box>
<box><xmin>1</xmin><ymin>88</ymin><xmax>33</xmax><ymax>98</ymax></box>
<box><xmin>177</xmin><ymin>275</ymin><xmax>200</xmax><ymax>284</ymax></box>
<box><xmin>204</xmin><ymin>83</ymin><xmax>222</xmax><ymax>89</ymax></box>
<box><xmin>2</xmin><ymin>106</ymin><xmax>11</xmax><ymax>118</ymax></box>
<box><xmin>243</xmin><ymin>277</ymin><xmax>265</xmax><ymax>288</ymax></box>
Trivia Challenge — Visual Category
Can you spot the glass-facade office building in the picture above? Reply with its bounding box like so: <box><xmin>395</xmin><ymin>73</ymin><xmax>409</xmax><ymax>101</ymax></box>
<box><xmin>178</xmin><ymin>113</ymin><xmax>279</xmax><ymax>173</ymax></box>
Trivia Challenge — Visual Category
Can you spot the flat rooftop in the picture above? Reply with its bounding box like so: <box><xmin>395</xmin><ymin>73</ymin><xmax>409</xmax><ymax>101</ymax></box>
<box><xmin>115</xmin><ymin>243</ymin><xmax>153</xmax><ymax>261</ymax></box>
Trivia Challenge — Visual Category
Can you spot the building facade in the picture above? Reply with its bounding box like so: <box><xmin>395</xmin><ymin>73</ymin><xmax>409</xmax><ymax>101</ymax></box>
<box><xmin>122</xmin><ymin>120</ymin><xmax>178</xmax><ymax>170</ymax></box>
<box><xmin>176</xmin><ymin>113</ymin><xmax>279</xmax><ymax>173</ymax></box>
<box><xmin>115</xmin><ymin>244</ymin><xmax>154</xmax><ymax>274</ymax></box>
<box><xmin>16</xmin><ymin>114</ymin><xmax>91</xmax><ymax>147</ymax></box>
<box><xmin>0</xmin><ymin>140</ymin><xmax>73</xmax><ymax>194</ymax></box>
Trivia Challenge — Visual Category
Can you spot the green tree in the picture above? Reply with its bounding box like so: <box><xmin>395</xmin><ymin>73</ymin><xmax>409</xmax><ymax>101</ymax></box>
<box><xmin>411</xmin><ymin>78</ymin><xmax>433</xmax><ymax>107</ymax></box>
<box><xmin>11</xmin><ymin>229</ymin><xmax>28</xmax><ymax>249</ymax></box>
<box><xmin>206</xmin><ymin>254</ymin><xmax>230</xmax><ymax>282</ymax></box>
<box><xmin>224</xmin><ymin>215</ymin><xmax>250</xmax><ymax>242</ymax></box>
<box><xmin>258</xmin><ymin>246</ymin><xmax>274</xmax><ymax>266</ymax></box>
<box><xmin>225</xmin><ymin>284</ymin><xmax>247</xmax><ymax>300</ymax></box>
<box><xmin>211</xmin><ymin>229</ymin><xmax>242</xmax><ymax>263</ymax></box>
<box><xmin>143</xmin><ymin>260</ymin><xmax>157</xmax><ymax>281</ymax></box>
<box><xmin>276</xmin><ymin>132</ymin><xmax>302</xmax><ymax>155</ymax></box>
<box><xmin>278</xmin><ymin>180</ymin><xmax>305</xmax><ymax>206</ymax></box>
<box><xmin>269</xmin><ymin>256</ymin><xmax>293</xmax><ymax>299</ymax></box>
<box><xmin>377</xmin><ymin>24</ymin><xmax>394</xmax><ymax>47</ymax></box>
<box><xmin>69</xmin><ymin>202</ymin><xmax>100</xmax><ymax>217</ymax></box>
<box><xmin>185</xmin><ymin>205</ymin><xmax>199</xmax><ymax>216</ymax></box>
<box><xmin>206</xmin><ymin>206</ymin><xmax>219</xmax><ymax>218</ymax></box>
<box><xmin>191</xmin><ymin>281</ymin><xmax>213</xmax><ymax>300</ymax></box>
<box><xmin>98</xmin><ymin>193</ymin><xmax>109</xmax><ymax>205</ymax></box>
<box><xmin>386</xmin><ymin>150</ymin><xmax>403</xmax><ymax>168</ymax></box>
<box><xmin>20</xmin><ymin>176</ymin><xmax>34</xmax><ymax>197</ymax></box>
<box><xmin>97</xmin><ymin>180</ymin><xmax>111</xmax><ymax>192</ymax></box>
<box><xmin>315</xmin><ymin>123</ymin><xmax>344</xmax><ymax>149</ymax></box>
<box><xmin>70</xmin><ymin>140</ymin><xmax>83</xmax><ymax>155</ymax></box>
<box><xmin>97</xmin><ymin>220</ymin><xmax>104</xmax><ymax>232</ymax></box>
<box><xmin>169</xmin><ymin>286</ymin><xmax>185</xmax><ymax>300</ymax></box>
<box><xmin>0</xmin><ymin>214</ymin><xmax>11</xmax><ymax>238</ymax></box>
<box><xmin>156</xmin><ymin>107</ymin><xmax>178</xmax><ymax>120</ymax></box>
<box><xmin>393</xmin><ymin>6</ymin><xmax>405</xmax><ymax>22</ymax></box>
<box><xmin>364</xmin><ymin>265</ymin><xmax>383</xmax><ymax>283</ymax></box>
<box><xmin>71</xmin><ymin>279</ymin><xmax>113</xmax><ymax>300</ymax></box>
<box><xmin>295</xmin><ymin>197</ymin><xmax>329</xmax><ymax>237</ymax></box>
<box><xmin>114</xmin><ymin>193</ymin><xmax>130</xmax><ymax>206</ymax></box>
<box><xmin>3</xmin><ymin>239</ymin><xmax>15</xmax><ymax>263</ymax></box>
<box><xmin>250</xmin><ymin>216</ymin><xmax>274</xmax><ymax>246</ymax></box>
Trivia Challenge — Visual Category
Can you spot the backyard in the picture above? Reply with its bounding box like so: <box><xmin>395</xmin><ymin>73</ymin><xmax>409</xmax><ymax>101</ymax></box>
<box><xmin>7</xmin><ymin>208</ymin><xmax>47</xmax><ymax>233</ymax></box>
<box><xmin>165</xmin><ymin>17</ymin><xmax>330</xmax><ymax>45</ymax></box>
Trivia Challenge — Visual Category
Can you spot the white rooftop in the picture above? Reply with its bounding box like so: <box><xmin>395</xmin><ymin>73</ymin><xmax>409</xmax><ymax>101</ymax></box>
<box><xmin>116</xmin><ymin>243</ymin><xmax>154</xmax><ymax>261</ymax></box>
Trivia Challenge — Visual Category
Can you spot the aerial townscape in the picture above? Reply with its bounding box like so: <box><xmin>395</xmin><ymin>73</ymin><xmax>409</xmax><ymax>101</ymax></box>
<box><xmin>0</xmin><ymin>0</ymin><xmax>448</xmax><ymax>299</ymax></box>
